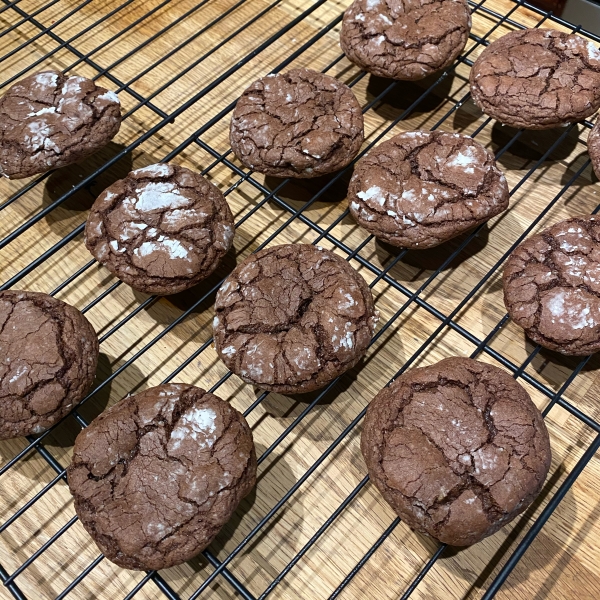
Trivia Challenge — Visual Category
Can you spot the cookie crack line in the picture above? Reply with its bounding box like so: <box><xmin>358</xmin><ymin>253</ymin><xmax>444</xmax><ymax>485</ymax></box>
<box><xmin>384</xmin><ymin>375</ymin><xmax>501</xmax><ymax>480</ymax></box>
<box><xmin>407</xmin><ymin>139</ymin><xmax>495</xmax><ymax>200</ymax></box>
<box><xmin>4</xmin><ymin>303</ymin><xmax>70</xmax><ymax>405</ymax></box>
<box><xmin>358</xmin><ymin>23</ymin><xmax>466</xmax><ymax>53</ymax></box>
<box><xmin>238</xmin><ymin>108</ymin><xmax>339</xmax><ymax>158</ymax></box>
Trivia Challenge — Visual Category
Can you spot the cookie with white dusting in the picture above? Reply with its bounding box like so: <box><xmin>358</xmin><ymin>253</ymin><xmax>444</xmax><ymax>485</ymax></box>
<box><xmin>85</xmin><ymin>163</ymin><xmax>235</xmax><ymax>295</ymax></box>
<box><xmin>67</xmin><ymin>384</ymin><xmax>256</xmax><ymax>570</ymax></box>
<box><xmin>340</xmin><ymin>0</ymin><xmax>471</xmax><ymax>81</ymax></box>
<box><xmin>362</xmin><ymin>357</ymin><xmax>551</xmax><ymax>546</ymax></box>
<box><xmin>229</xmin><ymin>68</ymin><xmax>364</xmax><ymax>178</ymax></box>
<box><xmin>213</xmin><ymin>244</ymin><xmax>379</xmax><ymax>394</ymax></box>
<box><xmin>470</xmin><ymin>29</ymin><xmax>600</xmax><ymax>129</ymax></box>
<box><xmin>0</xmin><ymin>70</ymin><xmax>121</xmax><ymax>179</ymax></box>
<box><xmin>504</xmin><ymin>215</ymin><xmax>600</xmax><ymax>355</ymax></box>
<box><xmin>347</xmin><ymin>131</ymin><xmax>509</xmax><ymax>249</ymax></box>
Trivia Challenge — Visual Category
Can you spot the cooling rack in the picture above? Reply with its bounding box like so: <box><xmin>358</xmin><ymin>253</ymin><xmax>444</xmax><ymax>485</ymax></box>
<box><xmin>1</xmin><ymin>0</ymin><xmax>600</xmax><ymax>598</ymax></box>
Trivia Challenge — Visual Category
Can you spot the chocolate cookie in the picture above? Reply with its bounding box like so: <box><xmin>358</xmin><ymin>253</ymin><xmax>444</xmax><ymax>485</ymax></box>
<box><xmin>0</xmin><ymin>70</ymin><xmax>121</xmax><ymax>179</ymax></box>
<box><xmin>213</xmin><ymin>244</ymin><xmax>378</xmax><ymax>393</ymax></box>
<box><xmin>347</xmin><ymin>131</ymin><xmax>509</xmax><ymax>248</ymax></box>
<box><xmin>85</xmin><ymin>164</ymin><xmax>235</xmax><ymax>295</ymax></box>
<box><xmin>361</xmin><ymin>357</ymin><xmax>551</xmax><ymax>546</ymax></box>
<box><xmin>587</xmin><ymin>119</ymin><xmax>600</xmax><ymax>179</ymax></box>
<box><xmin>504</xmin><ymin>215</ymin><xmax>600</xmax><ymax>355</ymax></box>
<box><xmin>229</xmin><ymin>68</ymin><xmax>364</xmax><ymax>178</ymax></box>
<box><xmin>340</xmin><ymin>0</ymin><xmax>471</xmax><ymax>81</ymax></box>
<box><xmin>67</xmin><ymin>384</ymin><xmax>256</xmax><ymax>570</ymax></box>
<box><xmin>0</xmin><ymin>290</ymin><xmax>98</xmax><ymax>439</ymax></box>
<box><xmin>470</xmin><ymin>29</ymin><xmax>600</xmax><ymax>129</ymax></box>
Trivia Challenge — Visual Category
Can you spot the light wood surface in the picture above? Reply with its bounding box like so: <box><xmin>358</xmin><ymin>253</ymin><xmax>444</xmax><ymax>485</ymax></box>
<box><xmin>1</xmin><ymin>0</ymin><xmax>600</xmax><ymax>598</ymax></box>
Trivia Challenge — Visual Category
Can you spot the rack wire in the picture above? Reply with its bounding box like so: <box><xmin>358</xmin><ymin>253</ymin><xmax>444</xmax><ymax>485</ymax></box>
<box><xmin>1</xmin><ymin>0</ymin><xmax>600</xmax><ymax>598</ymax></box>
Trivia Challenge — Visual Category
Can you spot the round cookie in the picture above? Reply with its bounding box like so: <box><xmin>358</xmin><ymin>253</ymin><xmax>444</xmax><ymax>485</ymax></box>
<box><xmin>67</xmin><ymin>384</ymin><xmax>256</xmax><ymax>570</ymax></box>
<box><xmin>0</xmin><ymin>70</ymin><xmax>121</xmax><ymax>179</ymax></box>
<box><xmin>85</xmin><ymin>163</ymin><xmax>235</xmax><ymax>295</ymax></box>
<box><xmin>587</xmin><ymin>119</ymin><xmax>600</xmax><ymax>179</ymax></box>
<box><xmin>470</xmin><ymin>29</ymin><xmax>600</xmax><ymax>129</ymax></box>
<box><xmin>347</xmin><ymin>131</ymin><xmax>509</xmax><ymax>249</ymax></box>
<box><xmin>340</xmin><ymin>0</ymin><xmax>471</xmax><ymax>81</ymax></box>
<box><xmin>213</xmin><ymin>244</ymin><xmax>379</xmax><ymax>394</ymax></box>
<box><xmin>229</xmin><ymin>68</ymin><xmax>364</xmax><ymax>178</ymax></box>
<box><xmin>0</xmin><ymin>290</ymin><xmax>98</xmax><ymax>439</ymax></box>
<box><xmin>504</xmin><ymin>215</ymin><xmax>600</xmax><ymax>355</ymax></box>
<box><xmin>361</xmin><ymin>357</ymin><xmax>551</xmax><ymax>546</ymax></box>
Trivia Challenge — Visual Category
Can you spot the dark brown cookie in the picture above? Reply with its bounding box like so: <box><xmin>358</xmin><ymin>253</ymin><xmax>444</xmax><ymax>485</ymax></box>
<box><xmin>0</xmin><ymin>290</ymin><xmax>98</xmax><ymax>439</ymax></box>
<box><xmin>340</xmin><ymin>0</ymin><xmax>471</xmax><ymax>81</ymax></box>
<box><xmin>504</xmin><ymin>215</ymin><xmax>600</xmax><ymax>355</ymax></box>
<box><xmin>361</xmin><ymin>357</ymin><xmax>551</xmax><ymax>546</ymax></box>
<box><xmin>470</xmin><ymin>29</ymin><xmax>600</xmax><ymax>129</ymax></box>
<box><xmin>347</xmin><ymin>131</ymin><xmax>509</xmax><ymax>249</ymax></box>
<box><xmin>85</xmin><ymin>164</ymin><xmax>235</xmax><ymax>295</ymax></box>
<box><xmin>67</xmin><ymin>384</ymin><xmax>256</xmax><ymax>570</ymax></box>
<box><xmin>229</xmin><ymin>68</ymin><xmax>364</xmax><ymax>178</ymax></box>
<box><xmin>0</xmin><ymin>70</ymin><xmax>121</xmax><ymax>179</ymax></box>
<box><xmin>587</xmin><ymin>119</ymin><xmax>600</xmax><ymax>179</ymax></box>
<box><xmin>213</xmin><ymin>244</ymin><xmax>379</xmax><ymax>394</ymax></box>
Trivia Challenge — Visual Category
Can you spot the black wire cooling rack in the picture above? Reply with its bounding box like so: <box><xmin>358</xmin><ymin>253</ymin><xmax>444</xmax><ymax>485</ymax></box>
<box><xmin>1</xmin><ymin>0</ymin><xmax>600</xmax><ymax>598</ymax></box>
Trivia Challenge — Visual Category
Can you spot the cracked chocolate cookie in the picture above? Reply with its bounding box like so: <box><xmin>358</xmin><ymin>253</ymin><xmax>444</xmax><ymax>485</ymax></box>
<box><xmin>0</xmin><ymin>290</ymin><xmax>98</xmax><ymax>439</ymax></box>
<box><xmin>229</xmin><ymin>68</ymin><xmax>364</xmax><ymax>178</ymax></box>
<box><xmin>213</xmin><ymin>244</ymin><xmax>378</xmax><ymax>394</ymax></box>
<box><xmin>361</xmin><ymin>357</ymin><xmax>551</xmax><ymax>546</ymax></box>
<box><xmin>67</xmin><ymin>384</ymin><xmax>256</xmax><ymax>570</ymax></box>
<box><xmin>470</xmin><ymin>29</ymin><xmax>600</xmax><ymax>129</ymax></box>
<box><xmin>85</xmin><ymin>163</ymin><xmax>235</xmax><ymax>295</ymax></box>
<box><xmin>340</xmin><ymin>0</ymin><xmax>471</xmax><ymax>81</ymax></box>
<box><xmin>0</xmin><ymin>70</ymin><xmax>121</xmax><ymax>179</ymax></box>
<box><xmin>347</xmin><ymin>130</ymin><xmax>509</xmax><ymax>249</ymax></box>
<box><xmin>503</xmin><ymin>215</ymin><xmax>600</xmax><ymax>355</ymax></box>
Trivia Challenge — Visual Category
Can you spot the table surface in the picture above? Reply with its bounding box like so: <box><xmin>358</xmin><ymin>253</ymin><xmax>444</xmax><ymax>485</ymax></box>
<box><xmin>1</xmin><ymin>0</ymin><xmax>600</xmax><ymax>599</ymax></box>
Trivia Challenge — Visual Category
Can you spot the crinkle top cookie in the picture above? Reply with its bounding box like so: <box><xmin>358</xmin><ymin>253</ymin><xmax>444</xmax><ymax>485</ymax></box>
<box><xmin>470</xmin><ymin>29</ymin><xmax>600</xmax><ymax>129</ymax></box>
<box><xmin>0</xmin><ymin>70</ymin><xmax>121</xmax><ymax>178</ymax></box>
<box><xmin>229</xmin><ymin>68</ymin><xmax>364</xmax><ymax>178</ymax></box>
